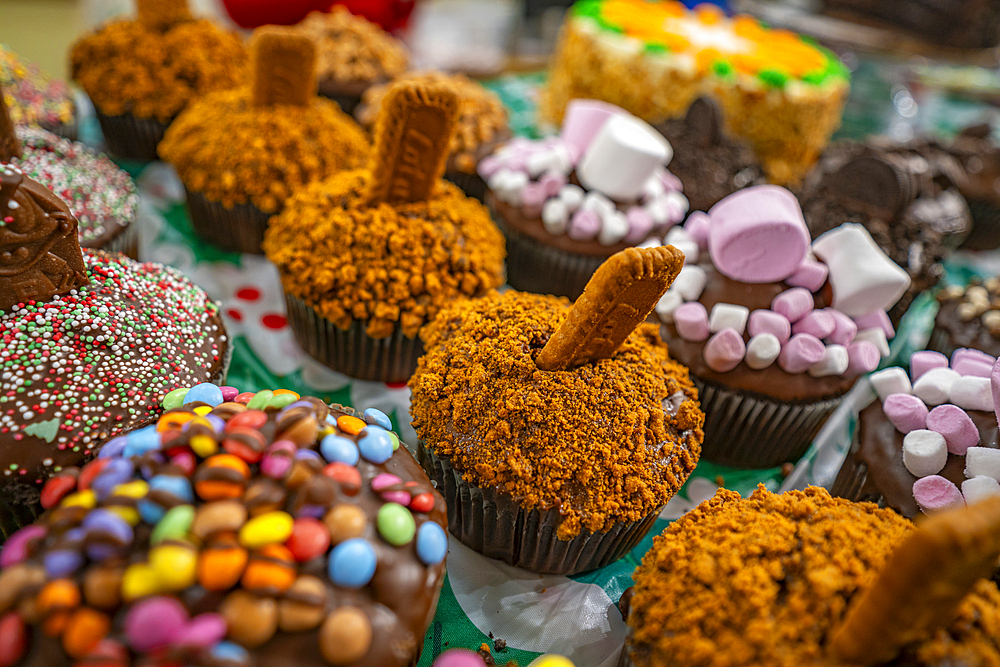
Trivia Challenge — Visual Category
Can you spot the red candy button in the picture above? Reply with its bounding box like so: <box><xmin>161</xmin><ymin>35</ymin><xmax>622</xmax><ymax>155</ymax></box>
<box><xmin>77</xmin><ymin>459</ymin><xmax>109</xmax><ymax>492</ymax></box>
<box><xmin>234</xmin><ymin>392</ymin><xmax>256</xmax><ymax>405</ymax></box>
<box><xmin>224</xmin><ymin>410</ymin><xmax>268</xmax><ymax>432</ymax></box>
<box><xmin>40</xmin><ymin>474</ymin><xmax>77</xmax><ymax>509</ymax></box>
<box><xmin>409</xmin><ymin>493</ymin><xmax>435</xmax><ymax>513</ymax></box>
<box><xmin>0</xmin><ymin>613</ymin><xmax>26</xmax><ymax>667</ymax></box>
<box><xmin>322</xmin><ymin>463</ymin><xmax>361</xmax><ymax>495</ymax></box>
<box><xmin>285</xmin><ymin>518</ymin><xmax>331</xmax><ymax>562</ymax></box>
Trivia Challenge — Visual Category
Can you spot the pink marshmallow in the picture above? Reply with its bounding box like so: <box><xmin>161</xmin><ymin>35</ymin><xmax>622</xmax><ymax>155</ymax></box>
<box><xmin>953</xmin><ymin>357</ymin><xmax>994</xmax><ymax>378</ymax></box>
<box><xmin>539</xmin><ymin>171</ymin><xmax>568</xmax><ymax>197</ymax></box>
<box><xmin>853</xmin><ymin>310</ymin><xmax>895</xmax><ymax>340</ymax></box>
<box><xmin>785</xmin><ymin>257</ymin><xmax>829</xmax><ymax>293</ymax></box>
<box><xmin>674</xmin><ymin>302</ymin><xmax>710</xmax><ymax>342</ymax></box>
<box><xmin>660</xmin><ymin>170</ymin><xmax>683</xmax><ymax>192</ymax></box>
<box><xmin>777</xmin><ymin>333</ymin><xmax>825</xmax><ymax>374</ymax></box>
<box><xmin>910</xmin><ymin>350</ymin><xmax>948</xmax><ymax>382</ymax></box>
<box><xmin>748</xmin><ymin>309</ymin><xmax>791</xmax><ymax>345</ymax></box>
<box><xmin>791</xmin><ymin>310</ymin><xmax>835</xmax><ymax>339</ymax></box>
<box><xmin>477</xmin><ymin>155</ymin><xmax>503</xmax><ymax>179</ymax></box>
<box><xmin>847</xmin><ymin>340</ymin><xmax>880</xmax><ymax>374</ymax></box>
<box><xmin>704</xmin><ymin>328</ymin><xmax>746</xmax><ymax>373</ymax></box>
<box><xmin>707</xmin><ymin>185</ymin><xmax>810</xmax><ymax>283</ymax></box>
<box><xmin>568</xmin><ymin>209</ymin><xmax>601</xmax><ymax>241</ymax></box>
<box><xmin>883</xmin><ymin>393</ymin><xmax>929</xmax><ymax>434</ymax></box>
<box><xmin>952</xmin><ymin>347</ymin><xmax>998</xmax><ymax>371</ymax></box>
<box><xmin>560</xmin><ymin>99</ymin><xmax>624</xmax><ymax>158</ymax></box>
<box><xmin>926</xmin><ymin>404</ymin><xmax>980</xmax><ymax>455</ymax></box>
<box><xmin>684</xmin><ymin>211</ymin><xmax>711</xmax><ymax>250</ymax></box>
<box><xmin>624</xmin><ymin>206</ymin><xmax>656</xmax><ymax>245</ymax></box>
<box><xmin>771</xmin><ymin>288</ymin><xmax>814</xmax><ymax>324</ymax></box>
<box><xmin>913</xmin><ymin>475</ymin><xmax>965</xmax><ymax>513</ymax></box>
<box><xmin>520</xmin><ymin>183</ymin><xmax>546</xmax><ymax>215</ymax></box>
<box><xmin>826</xmin><ymin>309</ymin><xmax>858</xmax><ymax>346</ymax></box>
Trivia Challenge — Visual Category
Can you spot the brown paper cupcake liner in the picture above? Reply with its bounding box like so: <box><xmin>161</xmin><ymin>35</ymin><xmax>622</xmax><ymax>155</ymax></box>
<box><xmin>960</xmin><ymin>198</ymin><xmax>1000</xmax><ymax>251</ymax></box>
<box><xmin>829</xmin><ymin>447</ymin><xmax>874</xmax><ymax>504</ymax></box>
<box><xmin>693</xmin><ymin>375</ymin><xmax>845</xmax><ymax>468</ymax></box>
<box><xmin>493</xmin><ymin>214</ymin><xmax>608</xmax><ymax>300</ymax></box>
<box><xmin>185</xmin><ymin>189</ymin><xmax>270</xmax><ymax>255</ymax></box>
<box><xmin>444</xmin><ymin>170</ymin><xmax>487</xmax><ymax>201</ymax></box>
<box><xmin>95</xmin><ymin>110</ymin><xmax>169</xmax><ymax>162</ymax></box>
<box><xmin>95</xmin><ymin>218</ymin><xmax>139</xmax><ymax>260</ymax></box>
<box><xmin>284</xmin><ymin>293</ymin><xmax>423</xmax><ymax>383</ymax></box>
<box><xmin>418</xmin><ymin>442</ymin><xmax>661</xmax><ymax>575</ymax></box>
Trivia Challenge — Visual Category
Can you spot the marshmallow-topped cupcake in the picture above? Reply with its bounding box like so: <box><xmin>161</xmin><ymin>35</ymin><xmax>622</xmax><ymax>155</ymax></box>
<box><xmin>481</xmin><ymin>99</ymin><xmax>687</xmax><ymax>299</ymax></box>
<box><xmin>653</xmin><ymin>185</ymin><xmax>911</xmax><ymax>467</ymax></box>
<box><xmin>832</xmin><ymin>351</ymin><xmax>1000</xmax><ymax>518</ymax></box>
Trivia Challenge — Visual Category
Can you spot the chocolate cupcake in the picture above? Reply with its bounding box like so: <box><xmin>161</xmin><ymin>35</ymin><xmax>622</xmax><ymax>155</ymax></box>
<box><xmin>655</xmin><ymin>185</ymin><xmax>911</xmax><ymax>468</ymax></box>
<box><xmin>936</xmin><ymin>122</ymin><xmax>1000</xmax><ymax>251</ymax></box>
<box><xmin>264</xmin><ymin>80</ymin><xmax>504</xmax><ymax>383</ymax></box>
<box><xmin>930</xmin><ymin>278</ymin><xmax>1000</xmax><ymax>358</ymax></box>
<box><xmin>357</xmin><ymin>71</ymin><xmax>511</xmax><ymax>200</ymax></box>
<box><xmin>159</xmin><ymin>27</ymin><xmax>370</xmax><ymax>255</ymax></box>
<box><xmin>0</xmin><ymin>389</ymin><xmax>448</xmax><ymax>667</ymax></box>
<box><xmin>482</xmin><ymin>99</ymin><xmax>687</xmax><ymax>299</ymax></box>
<box><xmin>653</xmin><ymin>98</ymin><xmax>764</xmax><ymax>213</ymax></box>
<box><xmin>70</xmin><ymin>0</ymin><xmax>248</xmax><ymax>161</ymax></box>
<box><xmin>832</xmin><ymin>350</ymin><xmax>1000</xmax><ymax>517</ymax></box>
<box><xmin>7</xmin><ymin>127</ymin><xmax>139</xmax><ymax>258</ymax></box>
<box><xmin>0</xmin><ymin>44</ymin><xmax>76</xmax><ymax>140</ymax></box>
<box><xmin>410</xmin><ymin>246</ymin><xmax>704</xmax><ymax>575</ymax></box>
<box><xmin>0</xmin><ymin>167</ymin><xmax>229</xmax><ymax>536</ymax></box>
<box><xmin>294</xmin><ymin>7</ymin><xmax>409</xmax><ymax>115</ymax></box>
<box><xmin>799</xmin><ymin>138</ymin><xmax>972</xmax><ymax>325</ymax></box>
<box><xmin>621</xmin><ymin>486</ymin><xmax>1000</xmax><ymax>667</ymax></box>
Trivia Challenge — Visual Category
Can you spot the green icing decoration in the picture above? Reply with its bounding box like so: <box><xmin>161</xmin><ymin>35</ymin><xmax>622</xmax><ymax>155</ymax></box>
<box><xmin>758</xmin><ymin>68</ymin><xmax>789</xmax><ymax>89</ymax></box>
<box><xmin>24</xmin><ymin>417</ymin><xmax>60</xmax><ymax>443</ymax></box>
<box><xmin>712</xmin><ymin>60</ymin><xmax>735</xmax><ymax>79</ymax></box>
<box><xmin>571</xmin><ymin>0</ymin><xmax>603</xmax><ymax>18</ymax></box>
<box><xmin>644</xmin><ymin>42</ymin><xmax>669</xmax><ymax>55</ymax></box>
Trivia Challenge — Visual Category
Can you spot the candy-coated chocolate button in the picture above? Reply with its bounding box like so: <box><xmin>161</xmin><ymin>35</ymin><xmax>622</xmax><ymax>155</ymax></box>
<box><xmin>121</xmin><ymin>563</ymin><xmax>160</xmax><ymax>602</ymax></box>
<box><xmin>220</xmin><ymin>386</ymin><xmax>239</xmax><ymax>401</ymax></box>
<box><xmin>161</xmin><ymin>387</ymin><xmax>189</xmax><ymax>411</ymax></box>
<box><xmin>389</xmin><ymin>430</ymin><xmax>400</xmax><ymax>451</ymax></box>
<box><xmin>324</xmin><ymin>504</ymin><xmax>368</xmax><ymax>544</ymax></box>
<box><xmin>151</xmin><ymin>505</ymin><xmax>195</xmax><ymax>544</ymax></box>
<box><xmin>239</xmin><ymin>511</ymin><xmax>294</xmax><ymax>549</ymax></box>
<box><xmin>225</xmin><ymin>409</ymin><xmax>268</xmax><ymax>432</ymax></box>
<box><xmin>40</xmin><ymin>474</ymin><xmax>76</xmax><ymax>509</ymax></box>
<box><xmin>323</xmin><ymin>463</ymin><xmax>362</xmax><ymax>495</ymax></box>
<box><xmin>358</xmin><ymin>427</ymin><xmax>393</xmax><ymax>464</ymax></box>
<box><xmin>410</xmin><ymin>492</ymin><xmax>435</xmax><ymax>513</ymax></box>
<box><xmin>246</xmin><ymin>390</ymin><xmax>274</xmax><ymax>410</ymax></box>
<box><xmin>433</xmin><ymin>648</ymin><xmax>488</xmax><ymax>667</ymax></box>
<box><xmin>377</xmin><ymin>503</ymin><xmax>416</xmax><ymax>546</ymax></box>
<box><xmin>184</xmin><ymin>383</ymin><xmax>224</xmax><ymax>407</ymax></box>
<box><xmin>336</xmin><ymin>415</ymin><xmax>367</xmax><ymax>435</ymax></box>
<box><xmin>285</xmin><ymin>518</ymin><xmax>331</xmax><ymax>562</ymax></box>
<box><xmin>266</xmin><ymin>392</ymin><xmax>298</xmax><ymax>409</ymax></box>
<box><xmin>198</xmin><ymin>536</ymin><xmax>247</xmax><ymax>591</ymax></box>
<box><xmin>234</xmin><ymin>392</ymin><xmax>256</xmax><ymax>405</ymax></box>
<box><xmin>416</xmin><ymin>522</ymin><xmax>448</xmax><ymax>565</ymax></box>
<box><xmin>123</xmin><ymin>597</ymin><xmax>188</xmax><ymax>652</ymax></box>
<box><xmin>242</xmin><ymin>544</ymin><xmax>296</xmax><ymax>593</ymax></box>
<box><xmin>320</xmin><ymin>434</ymin><xmax>359</xmax><ymax>465</ymax></box>
<box><xmin>363</xmin><ymin>407</ymin><xmax>392</xmax><ymax>431</ymax></box>
<box><xmin>63</xmin><ymin>608</ymin><xmax>110</xmax><ymax>658</ymax></box>
<box><xmin>328</xmin><ymin>538</ymin><xmax>376</xmax><ymax>588</ymax></box>
<box><xmin>528</xmin><ymin>655</ymin><xmax>576</xmax><ymax>667</ymax></box>
<box><xmin>320</xmin><ymin>607</ymin><xmax>371</xmax><ymax>664</ymax></box>
<box><xmin>149</xmin><ymin>543</ymin><xmax>197</xmax><ymax>591</ymax></box>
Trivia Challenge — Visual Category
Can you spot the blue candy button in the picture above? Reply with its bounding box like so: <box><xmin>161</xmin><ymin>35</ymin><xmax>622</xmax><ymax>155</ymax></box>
<box><xmin>416</xmin><ymin>521</ymin><xmax>448</xmax><ymax>565</ymax></box>
<box><xmin>320</xmin><ymin>434</ymin><xmax>359</xmax><ymax>465</ymax></box>
<box><xmin>123</xmin><ymin>426</ymin><xmax>160</xmax><ymax>458</ymax></box>
<box><xmin>363</xmin><ymin>407</ymin><xmax>392</xmax><ymax>432</ymax></box>
<box><xmin>98</xmin><ymin>436</ymin><xmax>128</xmax><ymax>459</ymax></box>
<box><xmin>357</xmin><ymin>427</ymin><xmax>393</xmax><ymax>464</ymax></box>
<box><xmin>184</xmin><ymin>383</ymin><xmax>224</xmax><ymax>407</ymax></box>
<box><xmin>328</xmin><ymin>538</ymin><xmax>377</xmax><ymax>589</ymax></box>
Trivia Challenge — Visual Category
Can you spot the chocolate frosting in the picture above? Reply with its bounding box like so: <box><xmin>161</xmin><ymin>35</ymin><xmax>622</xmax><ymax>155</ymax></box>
<box><xmin>933</xmin><ymin>297</ymin><xmax>1000</xmax><ymax>358</ymax></box>
<box><xmin>822</xmin><ymin>0</ymin><xmax>1000</xmax><ymax>49</ymax></box>
<box><xmin>654</xmin><ymin>98</ymin><xmax>764</xmax><ymax>213</ymax></box>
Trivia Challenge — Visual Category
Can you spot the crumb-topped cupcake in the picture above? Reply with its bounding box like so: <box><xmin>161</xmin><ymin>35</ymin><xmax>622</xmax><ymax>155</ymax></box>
<box><xmin>832</xmin><ymin>351</ymin><xmax>1000</xmax><ymax>518</ymax></box>
<box><xmin>935</xmin><ymin>122</ymin><xmax>1000</xmax><ymax>250</ymax></box>
<box><xmin>357</xmin><ymin>71</ymin><xmax>511</xmax><ymax>200</ymax></box>
<box><xmin>159</xmin><ymin>26</ymin><xmax>370</xmax><ymax>254</ymax></box>
<box><xmin>654</xmin><ymin>185</ymin><xmax>911</xmax><ymax>467</ymax></box>
<box><xmin>264</xmin><ymin>80</ymin><xmax>505</xmax><ymax>382</ymax></box>
<box><xmin>622</xmin><ymin>486</ymin><xmax>1000</xmax><ymax>667</ymax></box>
<box><xmin>482</xmin><ymin>99</ymin><xmax>687</xmax><ymax>299</ymax></box>
<box><xmin>7</xmin><ymin>127</ymin><xmax>139</xmax><ymax>258</ymax></box>
<box><xmin>70</xmin><ymin>0</ymin><xmax>248</xmax><ymax>161</ymax></box>
<box><xmin>294</xmin><ymin>7</ymin><xmax>409</xmax><ymax>115</ymax></box>
<box><xmin>0</xmin><ymin>168</ymin><xmax>229</xmax><ymax>536</ymax></box>
<box><xmin>0</xmin><ymin>389</ymin><xmax>448</xmax><ymax>667</ymax></box>
<box><xmin>930</xmin><ymin>278</ymin><xmax>1000</xmax><ymax>358</ymax></box>
<box><xmin>411</xmin><ymin>246</ymin><xmax>703</xmax><ymax>574</ymax></box>
<box><xmin>1</xmin><ymin>44</ymin><xmax>76</xmax><ymax>139</ymax></box>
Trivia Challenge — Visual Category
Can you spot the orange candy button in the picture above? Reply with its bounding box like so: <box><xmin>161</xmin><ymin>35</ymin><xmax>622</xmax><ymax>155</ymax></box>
<box><xmin>337</xmin><ymin>416</ymin><xmax>367</xmax><ymax>436</ymax></box>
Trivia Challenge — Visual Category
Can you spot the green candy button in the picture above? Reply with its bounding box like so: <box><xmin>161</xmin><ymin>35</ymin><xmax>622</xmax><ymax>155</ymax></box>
<box><xmin>266</xmin><ymin>393</ymin><xmax>298</xmax><ymax>410</ymax></box>
<box><xmin>152</xmin><ymin>505</ymin><xmax>195</xmax><ymax>544</ymax></box>
<box><xmin>162</xmin><ymin>387</ymin><xmax>189</xmax><ymax>411</ymax></box>
<box><xmin>247</xmin><ymin>390</ymin><xmax>274</xmax><ymax>410</ymax></box>
<box><xmin>388</xmin><ymin>431</ymin><xmax>400</xmax><ymax>452</ymax></box>
<box><xmin>377</xmin><ymin>503</ymin><xmax>416</xmax><ymax>546</ymax></box>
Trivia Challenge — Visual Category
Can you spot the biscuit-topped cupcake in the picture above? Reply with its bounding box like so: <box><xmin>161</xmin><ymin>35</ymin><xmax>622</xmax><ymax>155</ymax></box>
<box><xmin>410</xmin><ymin>246</ymin><xmax>703</xmax><ymax>574</ymax></box>
<box><xmin>159</xmin><ymin>26</ymin><xmax>370</xmax><ymax>254</ymax></box>
<box><xmin>0</xmin><ymin>390</ymin><xmax>447</xmax><ymax>667</ymax></box>
<box><xmin>264</xmin><ymin>80</ymin><xmax>505</xmax><ymax>382</ymax></box>
<box><xmin>0</xmin><ymin>44</ymin><xmax>75</xmax><ymax>139</ymax></box>
<box><xmin>0</xmin><ymin>167</ymin><xmax>229</xmax><ymax>536</ymax></box>
<box><xmin>70</xmin><ymin>0</ymin><xmax>248</xmax><ymax>161</ymax></box>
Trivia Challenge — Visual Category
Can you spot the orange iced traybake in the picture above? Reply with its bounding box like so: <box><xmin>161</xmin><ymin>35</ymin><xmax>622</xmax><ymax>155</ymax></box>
<box><xmin>540</xmin><ymin>0</ymin><xmax>850</xmax><ymax>185</ymax></box>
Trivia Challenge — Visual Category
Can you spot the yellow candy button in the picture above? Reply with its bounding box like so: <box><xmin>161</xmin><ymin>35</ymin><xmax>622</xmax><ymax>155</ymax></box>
<box><xmin>61</xmin><ymin>490</ymin><xmax>96</xmax><ymax>510</ymax></box>
<box><xmin>528</xmin><ymin>656</ymin><xmax>575</xmax><ymax>667</ymax></box>
<box><xmin>149</xmin><ymin>544</ymin><xmax>198</xmax><ymax>591</ymax></box>
<box><xmin>239</xmin><ymin>511</ymin><xmax>294</xmax><ymax>549</ymax></box>
<box><xmin>121</xmin><ymin>563</ymin><xmax>160</xmax><ymax>602</ymax></box>
<box><xmin>193</xmin><ymin>405</ymin><xmax>213</xmax><ymax>416</ymax></box>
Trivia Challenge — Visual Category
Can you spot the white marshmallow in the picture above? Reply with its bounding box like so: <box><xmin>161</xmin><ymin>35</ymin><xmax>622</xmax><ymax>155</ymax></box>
<box><xmin>870</xmin><ymin>367</ymin><xmax>912</xmax><ymax>401</ymax></box>
<box><xmin>966</xmin><ymin>447</ymin><xmax>1000</xmax><ymax>481</ymax></box>
<box><xmin>672</xmin><ymin>240</ymin><xmax>700</xmax><ymax>265</ymax></box>
<box><xmin>655</xmin><ymin>290</ymin><xmax>683</xmax><ymax>321</ymax></box>
<box><xmin>582</xmin><ymin>191</ymin><xmax>615</xmax><ymax>217</ymax></box>
<box><xmin>551</xmin><ymin>144</ymin><xmax>573</xmax><ymax>174</ymax></box>
<box><xmin>664</xmin><ymin>190</ymin><xmax>690</xmax><ymax>214</ymax></box>
<box><xmin>708</xmin><ymin>303</ymin><xmax>750</xmax><ymax>336</ymax></box>
<box><xmin>811</xmin><ymin>223</ymin><xmax>911</xmax><ymax>317</ymax></box>
<box><xmin>808</xmin><ymin>344</ymin><xmax>849</xmax><ymax>378</ymax></box>
<box><xmin>672</xmin><ymin>265</ymin><xmax>707</xmax><ymax>301</ymax></box>
<box><xmin>912</xmin><ymin>367</ymin><xmax>961</xmax><ymax>407</ymax></box>
<box><xmin>745</xmin><ymin>333</ymin><xmax>781</xmax><ymax>370</ymax></box>
<box><xmin>558</xmin><ymin>184</ymin><xmax>585</xmax><ymax>211</ymax></box>
<box><xmin>962</xmin><ymin>476</ymin><xmax>1000</xmax><ymax>505</ymax></box>
<box><xmin>526</xmin><ymin>150</ymin><xmax>555</xmax><ymax>177</ymax></box>
<box><xmin>541</xmin><ymin>199</ymin><xmax>569</xmax><ymax>236</ymax></box>
<box><xmin>577</xmin><ymin>114</ymin><xmax>672</xmax><ymax>201</ymax></box>
<box><xmin>597</xmin><ymin>212</ymin><xmax>629</xmax><ymax>246</ymax></box>
<box><xmin>499</xmin><ymin>170</ymin><xmax>530</xmax><ymax>205</ymax></box>
<box><xmin>854</xmin><ymin>327</ymin><xmax>890</xmax><ymax>357</ymax></box>
<box><xmin>645</xmin><ymin>199</ymin><xmax>670</xmax><ymax>225</ymax></box>
<box><xmin>664</xmin><ymin>226</ymin><xmax>693</xmax><ymax>246</ymax></box>
<box><xmin>487</xmin><ymin>168</ymin><xmax>514</xmax><ymax>194</ymax></box>
<box><xmin>949</xmin><ymin>375</ymin><xmax>993</xmax><ymax>412</ymax></box>
<box><xmin>638</xmin><ymin>237</ymin><xmax>663</xmax><ymax>250</ymax></box>
<box><xmin>642</xmin><ymin>176</ymin><xmax>666</xmax><ymax>202</ymax></box>
<box><xmin>902</xmin><ymin>430</ymin><xmax>948</xmax><ymax>478</ymax></box>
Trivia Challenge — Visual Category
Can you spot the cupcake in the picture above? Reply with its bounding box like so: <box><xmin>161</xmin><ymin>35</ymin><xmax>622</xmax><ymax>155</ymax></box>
<box><xmin>799</xmin><ymin>138</ymin><xmax>972</xmax><ymax>325</ymax></box>
<box><xmin>6</xmin><ymin>127</ymin><xmax>139</xmax><ymax>258</ymax></box>
<box><xmin>0</xmin><ymin>44</ymin><xmax>76</xmax><ymax>139</ymax></box>
<box><xmin>936</xmin><ymin>122</ymin><xmax>1000</xmax><ymax>251</ymax></box>
<box><xmin>264</xmin><ymin>80</ymin><xmax>505</xmax><ymax>382</ymax></box>
<box><xmin>159</xmin><ymin>26</ymin><xmax>370</xmax><ymax>255</ymax></box>
<box><xmin>831</xmin><ymin>350</ymin><xmax>1000</xmax><ymax>517</ymax></box>
<box><xmin>482</xmin><ymin>99</ymin><xmax>687</xmax><ymax>299</ymax></box>
<box><xmin>70</xmin><ymin>0</ymin><xmax>248</xmax><ymax>161</ymax></box>
<box><xmin>294</xmin><ymin>7</ymin><xmax>409</xmax><ymax>115</ymax></box>
<box><xmin>410</xmin><ymin>246</ymin><xmax>704</xmax><ymax>574</ymax></box>
<box><xmin>0</xmin><ymin>389</ymin><xmax>448</xmax><ymax>667</ymax></box>
<box><xmin>357</xmin><ymin>71</ymin><xmax>511</xmax><ymax>200</ymax></box>
<box><xmin>0</xmin><ymin>168</ymin><xmax>229</xmax><ymax>536</ymax></box>
<box><xmin>654</xmin><ymin>185</ymin><xmax>911</xmax><ymax>468</ymax></box>
<box><xmin>930</xmin><ymin>278</ymin><xmax>1000</xmax><ymax>358</ymax></box>
<box><xmin>621</xmin><ymin>486</ymin><xmax>1000</xmax><ymax>667</ymax></box>
<box><xmin>653</xmin><ymin>97</ymin><xmax>764</xmax><ymax>213</ymax></box>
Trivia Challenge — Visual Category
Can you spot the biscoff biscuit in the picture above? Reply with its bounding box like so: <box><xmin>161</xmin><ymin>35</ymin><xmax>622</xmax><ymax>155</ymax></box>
<box><xmin>250</xmin><ymin>27</ymin><xmax>318</xmax><ymax>108</ymax></box>
<box><xmin>135</xmin><ymin>0</ymin><xmax>193</xmax><ymax>31</ymax></box>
